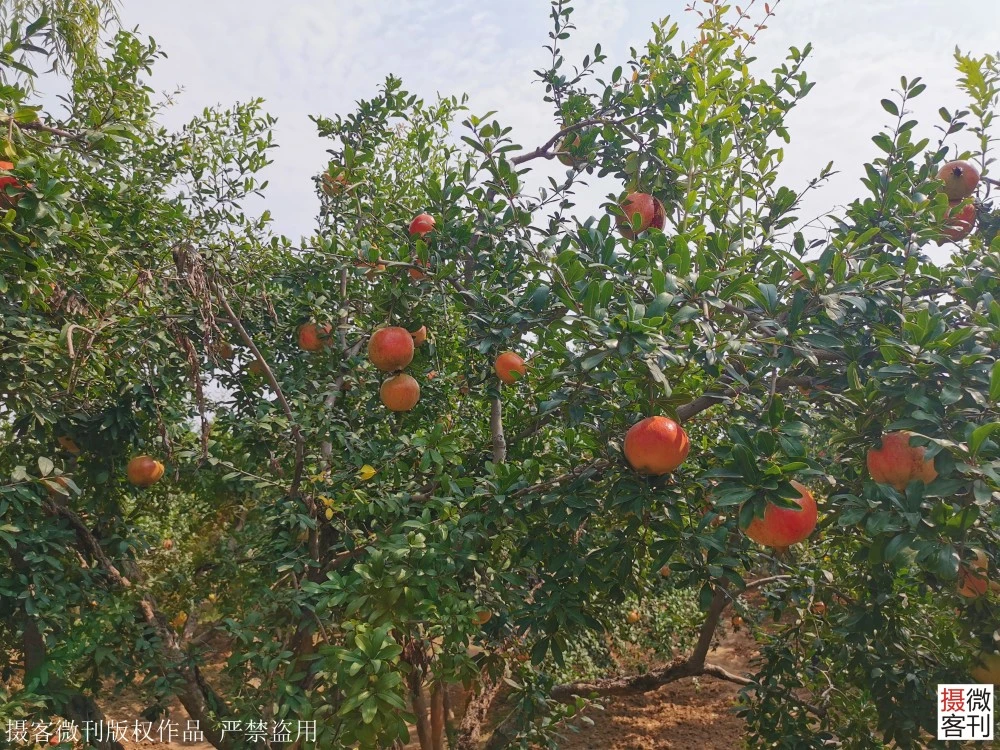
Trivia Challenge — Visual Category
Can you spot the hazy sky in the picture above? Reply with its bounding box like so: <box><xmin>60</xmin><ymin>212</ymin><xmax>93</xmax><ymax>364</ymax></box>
<box><xmin>111</xmin><ymin>1</ymin><xmax>1000</xmax><ymax>261</ymax></box>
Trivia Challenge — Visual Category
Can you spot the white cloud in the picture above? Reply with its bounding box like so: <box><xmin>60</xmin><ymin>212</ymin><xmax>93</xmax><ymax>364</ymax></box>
<box><xmin>115</xmin><ymin>0</ymin><xmax>1000</xmax><ymax>257</ymax></box>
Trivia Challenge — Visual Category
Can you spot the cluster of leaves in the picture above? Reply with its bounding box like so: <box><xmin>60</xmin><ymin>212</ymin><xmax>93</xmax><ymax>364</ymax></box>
<box><xmin>543</xmin><ymin>585</ymin><xmax>701</xmax><ymax>685</ymax></box>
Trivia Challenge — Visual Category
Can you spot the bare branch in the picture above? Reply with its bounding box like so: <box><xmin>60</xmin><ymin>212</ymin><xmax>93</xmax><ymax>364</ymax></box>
<box><xmin>4</xmin><ymin>115</ymin><xmax>85</xmax><ymax>141</ymax></box>
<box><xmin>509</xmin><ymin>459</ymin><xmax>611</xmax><ymax>500</ymax></box>
<box><xmin>688</xmin><ymin>585</ymin><xmax>730</xmax><ymax>669</ymax></box>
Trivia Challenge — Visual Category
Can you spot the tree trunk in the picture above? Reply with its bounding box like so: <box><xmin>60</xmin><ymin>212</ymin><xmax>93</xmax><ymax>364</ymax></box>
<box><xmin>430</xmin><ymin>682</ymin><xmax>445</xmax><ymax>750</ymax></box>
<box><xmin>454</xmin><ymin>674</ymin><xmax>503</xmax><ymax>750</ymax></box>
<box><xmin>409</xmin><ymin>672</ymin><xmax>433</xmax><ymax>750</ymax></box>
<box><xmin>22</xmin><ymin>615</ymin><xmax>126</xmax><ymax>750</ymax></box>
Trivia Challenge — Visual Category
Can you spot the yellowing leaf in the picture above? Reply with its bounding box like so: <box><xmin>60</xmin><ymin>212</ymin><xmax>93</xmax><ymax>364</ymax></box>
<box><xmin>325</xmin><ymin>507</ymin><xmax>334</xmax><ymax>520</ymax></box>
<box><xmin>358</xmin><ymin>464</ymin><xmax>377</xmax><ymax>481</ymax></box>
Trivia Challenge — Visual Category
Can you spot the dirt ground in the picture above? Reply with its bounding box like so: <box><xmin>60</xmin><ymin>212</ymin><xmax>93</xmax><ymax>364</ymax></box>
<box><xmin>555</xmin><ymin>633</ymin><xmax>753</xmax><ymax>750</ymax></box>
<box><xmin>89</xmin><ymin>628</ymin><xmax>754</xmax><ymax>750</ymax></box>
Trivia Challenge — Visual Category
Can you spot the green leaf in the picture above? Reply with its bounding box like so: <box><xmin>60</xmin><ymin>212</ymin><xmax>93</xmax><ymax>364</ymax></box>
<box><xmin>928</xmin><ymin>544</ymin><xmax>960</xmax><ymax>579</ymax></box>
<box><xmin>884</xmin><ymin>532</ymin><xmax>915</xmax><ymax>562</ymax></box>
<box><xmin>360</xmin><ymin>697</ymin><xmax>378</xmax><ymax>724</ymax></box>
<box><xmin>731</xmin><ymin>445</ymin><xmax>759</xmax><ymax>482</ymax></box>
<box><xmin>990</xmin><ymin>360</ymin><xmax>1000</xmax><ymax>403</ymax></box>
<box><xmin>881</xmin><ymin>98</ymin><xmax>899</xmax><ymax>116</ymax></box>
<box><xmin>580</xmin><ymin>349</ymin><xmax>610</xmax><ymax>371</ymax></box>
<box><xmin>698</xmin><ymin>582</ymin><xmax>715</xmax><ymax>610</ymax></box>
<box><xmin>970</xmin><ymin>422</ymin><xmax>1000</xmax><ymax>455</ymax></box>
<box><xmin>872</xmin><ymin>133</ymin><xmax>894</xmax><ymax>153</ymax></box>
<box><xmin>713</xmin><ymin>486</ymin><xmax>755</xmax><ymax>507</ymax></box>
<box><xmin>757</xmin><ymin>283</ymin><xmax>778</xmax><ymax>312</ymax></box>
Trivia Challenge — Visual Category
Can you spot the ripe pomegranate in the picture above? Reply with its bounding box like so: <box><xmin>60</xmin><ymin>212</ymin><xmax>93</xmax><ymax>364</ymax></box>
<box><xmin>494</xmin><ymin>351</ymin><xmax>526</xmax><ymax>385</ymax></box>
<box><xmin>57</xmin><ymin>435</ymin><xmax>81</xmax><ymax>455</ymax></box>
<box><xmin>937</xmin><ymin>159</ymin><xmax>980</xmax><ymax>200</ymax></box>
<box><xmin>409</xmin><ymin>213</ymin><xmax>436</xmax><ymax>237</ymax></box>
<box><xmin>162</xmin><ymin>539</ymin><xmax>174</xmax><ymax>551</ymax></box>
<box><xmin>46</xmin><ymin>475</ymin><xmax>71</xmax><ymax>498</ymax></box>
<box><xmin>409</xmin><ymin>258</ymin><xmax>430</xmax><ymax>281</ymax></box>
<box><xmin>743</xmin><ymin>481</ymin><xmax>818</xmax><ymax>548</ymax></box>
<box><xmin>474</xmin><ymin>609</ymin><xmax>493</xmax><ymax>626</ymax></box>
<box><xmin>731</xmin><ymin>615</ymin><xmax>744</xmax><ymax>630</ymax></box>
<box><xmin>410</xmin><ymin>326</ymin><xmax>428</xmax><ymax>346</ymax></box>
<box><xmin>616</xmin><ymin>192</ymin><xmax>665</xmax><ymax>238</ymax></box>
<box><xmin>297</xmin><ymin>322</ymin><xmax>332</xmax><ymax>352</ymax></box>
<box><xmin>623</xmin><ymin>416</ymin><xmax>690</xmax><ymax>475</ymax></box>
<box><xmin>556</xmin><ymin>132</ymin><xmax>587</xmax><ymax>168</ymax></box>
<box><xmin>659</xmin><ymin>565</ymin><xmax>671</xmax><ymax>578</ymax></box>
<box><xmin>247</xmin><ymin>359</ymin><xmax>266</xmax><ymax>377</ymax></box>
<box><xmin>127</xmin><ymin>455</ymin><xmax>165</xmax><ymax>488</ymax></box>
<box><xmin>212</xmin><ymin>340</ymin><xmax>235</xmax><ymax>360</ymax></box>
<box><xmin>811</xmin><ymin>601</ymin><xmax>827</xmax><ymax>617</ymax></box>
<box><xmin>939</xmin><ymin>200</ymin><xmax>976</xmax><ymax>243</ymax></box>
<box><xmin>971</xmin><ymin>651</ymin><xmax>1000</xmax><ymax>685</ymax></box>
<box><xmin>0</xmin><ymin>161</ymin><xmax>24</xmax><ymax>208</ymax></box>
<box><xmin>866</xmin><ymin>431</ymin><xmax>937</xmax><ymax>491</ymax></box>
<box><xmin>626</xmin><ymin>610</ymin><xmax>641</xmax><ymax>624</ymax></box>
<box><xmin>368</xmin><ymin>327</ymin><xmax>415</xmax><ymax>371</ymax></box>
<box><xmin>356</xmin><ymin>252</ymin><xmax>386</xmax><ymax>277</ymax></box>
<box><xmin>380</xmin><ymin>373</ymin><xmax>420</xmax><ymax>412</ymax></box>
<box><xmin>958</xmin><ymin>549</ymin><xmax>990</xmax><ymax>598</ymax></box>
<box><xmin>321</xmin><ymin>171</ymin><xmax>348</xmax><ymax>196</ymax></box>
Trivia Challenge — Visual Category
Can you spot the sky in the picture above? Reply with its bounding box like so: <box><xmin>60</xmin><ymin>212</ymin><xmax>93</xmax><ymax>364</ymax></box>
<box><xmin>102</xmin><ymin>0</ymin><xmax>1000</xmax><ymax>261</ymax></box>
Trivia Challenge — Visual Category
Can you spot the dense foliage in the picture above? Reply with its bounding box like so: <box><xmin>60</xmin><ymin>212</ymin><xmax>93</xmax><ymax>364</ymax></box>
<box><xmin>4</xmin><ymin>1</ymin><xmax>1000</xmax><ymax>748</ymax></box>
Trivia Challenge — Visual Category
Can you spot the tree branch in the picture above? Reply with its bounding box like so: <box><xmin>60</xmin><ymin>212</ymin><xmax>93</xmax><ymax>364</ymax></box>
<box><xmin>4</xmin><ymin>115</ymin><xmax>85</xmax><ymax>141</ymax></box>
<box><xmin>43</xmin><ymin>497</ymin><xmax>237</xmax><ymax>748</ymax></box>
<box><xmin>509</xmin><ymin>459</ymin><xmax>611</xmax><ymax>500</ymax></box>
<box><xmin>16</xmin><ymin>552</ymin><xmax>126</xmax><ymax>750</ymax></box>
<box><xmin>510</xmin><ymin>119</ymin><xmax>603</xmax><ymax>166</ymax></box>
<box><xmin>688</xmin><ymin>585</ymin><xmax>730</xmax><ymax>669</ymax></box>
<box><xmin>211</xmin><ymin>278</ymin><xmax>306</xmax><ymax>499</ymax></box>
<box><xmin>490</xmin><ymin>397</ymin><xmax>507</xmax><ymax>464</ymax></box>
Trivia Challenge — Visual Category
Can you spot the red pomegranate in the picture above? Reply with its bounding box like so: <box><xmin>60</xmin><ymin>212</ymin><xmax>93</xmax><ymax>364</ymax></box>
<box><xmin>939</xmin><ymin>201</ymin><xmax>976</xmax><ymax>243</ymax></box>
<box><xmin>867</xmin><ymin>431</ymin><xmax>937</xmax><ymax>491</ymax></box>
<box><xmin>743</xmin><ymin>481</ymin><xmax>818</xmax><ymax>548</ymax></box>
<box><xmin>409</xmin><ymin>213</ymin><xmax>436</xmax><ymax>237</ymax></box>
<box><xmin>494</xmin><ymin>351</ymin><xmax>526</xmax><ymax>385</ymax></box>
<box><xmin>380</xmin><ymin>373</ymin><xmax>420</xmax><ymax>412</ymax></box>
<box><xmin>368</xmin><ymin>327</ymin><xmax>415</xmax><ymax>372</ymax></box>
<box><xmin>297</xmin><ymin>323</ymin><xmax>332</xmax><ymax>352</ymax></box>
<box><xmin>623</xmin><ymin>416</ymin><xmax>690</xmax><ymax>475</ymax></box>
<box><xmin>616</xmin><ymin>192</ymin><xmax>665</xmax><ymax>238</ymax></box>
<box><xmin>937</xmin><ymin>160</ymin><xmax>979</xmax><ymax>201</ymax></box>
<box><xmin>0</xmin><ymin>161</ymin><xmax>25</xmax><ymax>209</ymax></box>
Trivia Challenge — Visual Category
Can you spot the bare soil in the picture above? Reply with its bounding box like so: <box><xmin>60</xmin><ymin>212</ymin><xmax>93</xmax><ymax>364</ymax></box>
<box><xmin>555</xmin><ymin>632</ymin><xmax>753</xmax><ymax>750</ymax></box>
<box><xmin>89</xmin><ymin>629</ymin><xmax>755</xmax><ymax>749</ymax></box>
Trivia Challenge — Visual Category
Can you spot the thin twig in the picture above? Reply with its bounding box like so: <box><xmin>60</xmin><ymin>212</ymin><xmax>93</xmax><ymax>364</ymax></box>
<box><xmin>211</xmin><ymin>278</ymin><xmax>306</xmax><ymax>499</ymax></box>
